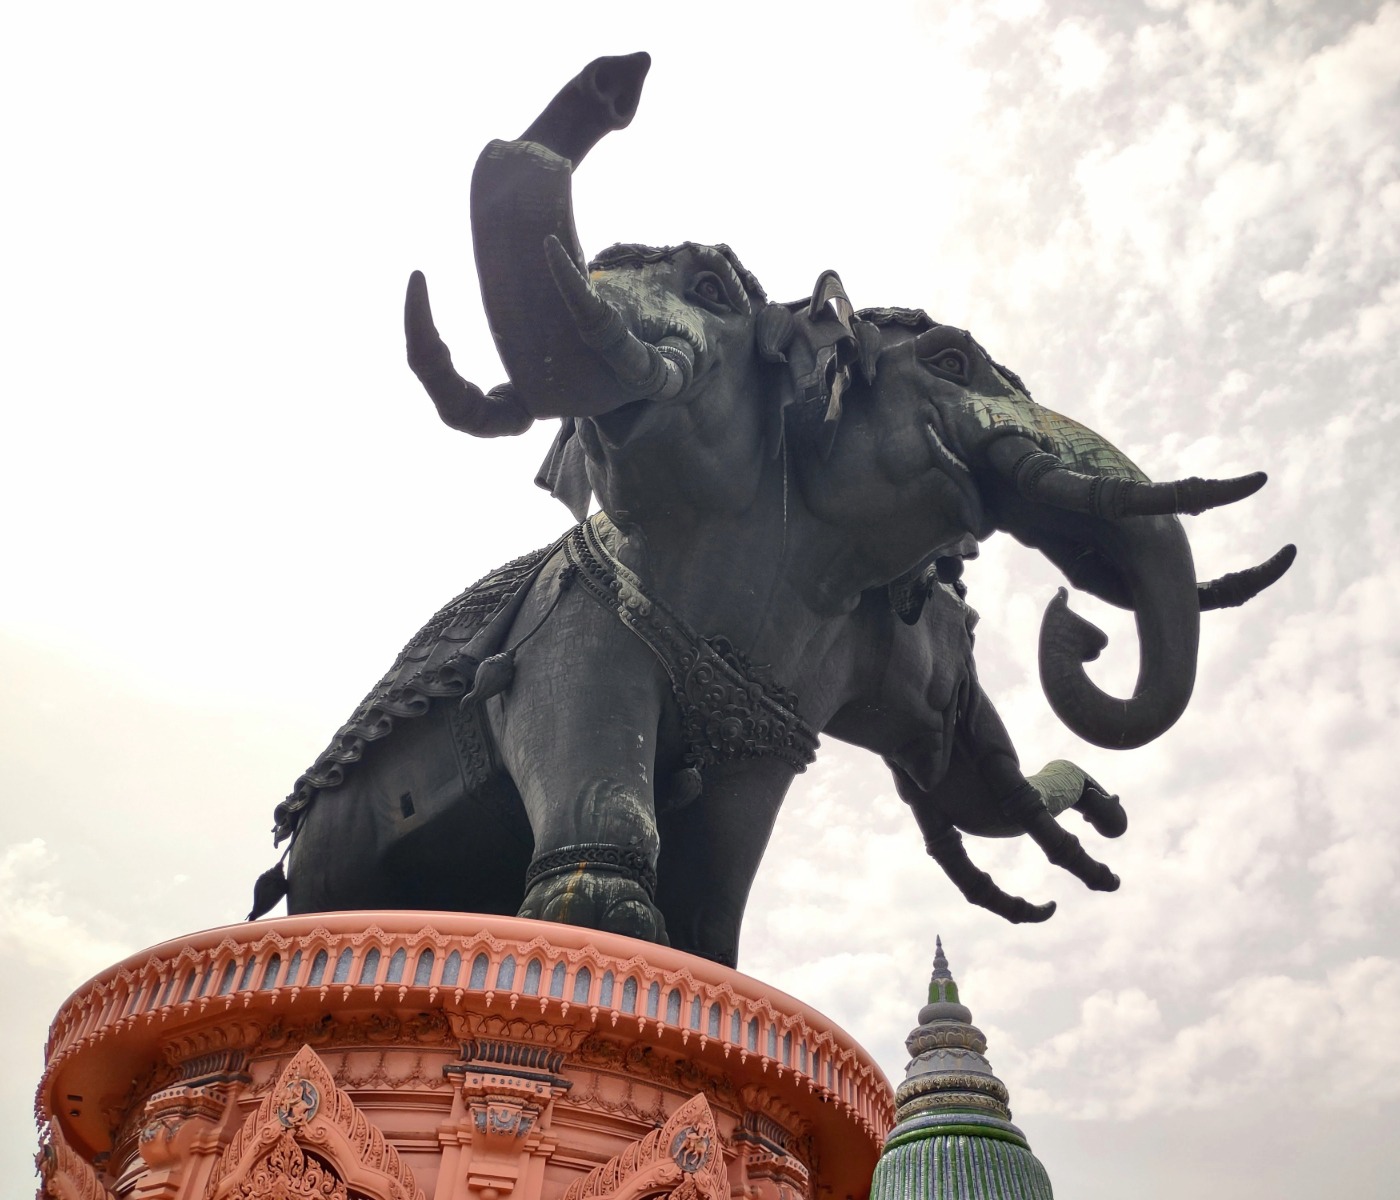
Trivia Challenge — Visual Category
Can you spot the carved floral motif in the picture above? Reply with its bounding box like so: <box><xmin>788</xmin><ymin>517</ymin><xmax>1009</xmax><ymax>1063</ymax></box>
<box><xmin>204</xmin><ymin>1045</ymin><xmax>422</xmax><ymax>1200</ymax></box>
<box><xmin>36</xmin><ymin>1121</ymin><xmax>114</xmax><ymax>1200</ymax></box>
<box><xmin>230</xmin><ymin>1134</ymin><xmax>349</xmax><ymax>1200</ymax></box>
<box><xmin>561</xmin><ymin>1092</ymin><xmax>729</xmax><ymax>1200</ymax></box>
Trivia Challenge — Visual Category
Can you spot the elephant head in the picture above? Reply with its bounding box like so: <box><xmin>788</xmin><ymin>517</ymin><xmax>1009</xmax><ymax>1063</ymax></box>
<box><xmin>406</xmin><ymin>52</ymin><xmax>809</xmax><ymax>525</ymax></box>
<box><xmin>785</xmin><ymin>298</ymin><xmax>1293</xmax><ymax>750</ymax></box>
<box><xmin>405</xmin><ymin>54</ymin><xmax>1292</xmax><ymax>753</ymax></box>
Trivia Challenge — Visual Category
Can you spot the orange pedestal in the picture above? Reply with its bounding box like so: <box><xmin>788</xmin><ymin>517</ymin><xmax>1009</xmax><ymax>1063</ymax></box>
<box><xmin>37</xmin><ymin>914</ymin><xmax>893</xmax><ymax>1199</ymax></box>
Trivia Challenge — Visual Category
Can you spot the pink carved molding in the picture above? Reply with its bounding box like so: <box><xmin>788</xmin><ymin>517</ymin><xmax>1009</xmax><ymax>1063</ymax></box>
<box><xmin>38</xmin><ymin>913</ymin><xmax>892</xmax><ymax>1199</ymax></box>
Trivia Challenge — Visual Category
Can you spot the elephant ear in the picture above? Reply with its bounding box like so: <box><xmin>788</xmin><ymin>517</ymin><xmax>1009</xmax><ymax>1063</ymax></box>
<box><xmin>534</xmin><ymin>419</ymin><xmax>593</xmax><ymax>522</ymax></box>
<box><xmin>777</xmin><ymin>271</ymin><xmax>872</xmax><ymax>459</ymax></box>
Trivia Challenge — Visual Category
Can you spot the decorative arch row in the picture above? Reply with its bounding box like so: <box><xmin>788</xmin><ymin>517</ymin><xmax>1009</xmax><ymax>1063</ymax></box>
<box><xmin>45</xmin><ymin>925</ymin><xmax>891</xmax><ymax>1134</ymax></box>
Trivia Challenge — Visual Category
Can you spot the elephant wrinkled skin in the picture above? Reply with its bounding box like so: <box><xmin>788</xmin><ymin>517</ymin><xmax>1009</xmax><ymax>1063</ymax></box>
<box><xmin>257</xmin><ymin>54</ymin><xmax>1294</xmax><ymax>967</ymax></box>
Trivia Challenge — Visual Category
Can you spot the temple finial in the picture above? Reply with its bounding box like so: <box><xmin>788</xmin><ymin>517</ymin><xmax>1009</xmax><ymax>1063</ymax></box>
<box><xmin>876</xmin><ymin>939</ymin><xmax>1054</xmax><ymax>1196</ymax></box>
<box><xmin>926</xmin><ymin>936</ymin><xmax>960</xmax><ymax>1006</ymax></box>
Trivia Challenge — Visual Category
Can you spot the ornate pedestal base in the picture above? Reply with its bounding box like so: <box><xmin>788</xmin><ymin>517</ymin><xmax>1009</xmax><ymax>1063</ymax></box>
<box><xmin>38</xmin><ymin>914</ymin><xmax>893</xmax><ymax>1199</ymax></box>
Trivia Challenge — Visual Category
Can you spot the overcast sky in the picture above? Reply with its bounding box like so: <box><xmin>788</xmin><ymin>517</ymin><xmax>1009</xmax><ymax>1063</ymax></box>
<box><xmin>3</xmin><ymin>2</ymin><xmax>1397</xmax><ymax>1195</ymax></box>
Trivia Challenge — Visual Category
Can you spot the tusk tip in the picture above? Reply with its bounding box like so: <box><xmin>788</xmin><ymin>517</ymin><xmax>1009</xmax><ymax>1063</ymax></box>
<box><xmin>1238</xmin><ymin>470</ymin><xmax>1267</xmax><ymax>495</ymax></box>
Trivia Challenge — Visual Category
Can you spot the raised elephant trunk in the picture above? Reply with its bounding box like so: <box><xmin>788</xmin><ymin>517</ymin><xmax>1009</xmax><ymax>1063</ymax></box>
<box><xmin>469</xmin><ymin>53</ymin><xmax>655</xmax><ymax>418</ymax></box>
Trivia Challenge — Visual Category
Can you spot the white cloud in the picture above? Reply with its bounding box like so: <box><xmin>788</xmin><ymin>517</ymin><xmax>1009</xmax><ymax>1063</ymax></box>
<box><xmin>1184</xmin><ymin>0</ymin><xmax>1267</xmax><ymax>56</ymax></box>
<box><xmin>1258</xmin><ymin>267</ymin><xmax>1329</xmax><ymax>310</ymax></box>
<box><xmin>1302</xmin><ymin>278</ymin><xmax>1400</xmax><ymax>358</ymax></box>
<box><xmin>1016</xmin><ymin>957</ymin><xmax>1400</xmax><ymax>1119</ymax></box>
<box><xmin>1048</xmin><ymin>19</ymin><xmax>1114</xmax><ymax>96</ymax></box>
<box><xmin>989</xmin><ymin>0</ymin><xmax>1046</xmax><ymax>22</ymax></box>
<box><xmin>1280</xmin><ymin>3</ymin><xmax>1400</xmax><ymax>158</ymax></box>
<box><xmin>0</xmin><ymin>840</ymin><xmax>128</xmax><ymax>983</ymax></box>
<box><xmin>1073</xmin><ymin>105</ymin><xmax>1199</xmax><ymax>281</ymax></box>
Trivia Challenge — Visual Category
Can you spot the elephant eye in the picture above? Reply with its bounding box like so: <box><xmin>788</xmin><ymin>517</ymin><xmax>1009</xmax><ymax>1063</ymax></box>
<box><xmin>922</xmin><ymin>346</ymin><xmax>969</xmax><ymax>381</ymax></box>
<box><xmin>689</xmin><ymin>272</ymin><xmax>733</xmax><ymax>313</ymax></box>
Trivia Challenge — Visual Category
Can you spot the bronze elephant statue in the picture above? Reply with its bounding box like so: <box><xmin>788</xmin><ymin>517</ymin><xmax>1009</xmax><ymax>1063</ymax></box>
<box><xmin>254</xmin><ymin>54</ymin><xmax>1292</xmax><ymax>967</ymax></box>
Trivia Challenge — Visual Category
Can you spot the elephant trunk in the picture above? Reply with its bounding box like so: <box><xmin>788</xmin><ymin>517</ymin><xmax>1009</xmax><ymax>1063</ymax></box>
<box><xmin>518</xmin><ymin>52</ymin><xmax>651</xmax><ymax>166</ymax></box>
<box><xmin>469</xmin><ymin>53</ymin><xmax>653</xmax><ymax>419</ymax></box>
<box><xmin>1037</xmin><ymin>511</ymin><xmax>1200</xmax><ymax>750</ymax></box>
<box><xmin>980</xmin><ymin>432</ymin><xmax>1277</xmax><ymax>749</ymax></box>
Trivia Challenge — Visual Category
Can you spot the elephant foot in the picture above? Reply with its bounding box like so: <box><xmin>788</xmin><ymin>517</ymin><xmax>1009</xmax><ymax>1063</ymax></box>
<box><xmin>1000</xmin><ymin>782</ymin><xmax>1120</xmax><ymax>893</ymax></box>
<box><xmin>519</xmin><ymin>843</ymin><xmax>668</xmax><ymax>945</ymax></box>
<box><xmin>924</xmin><ymin>826</ymin><xmax>1057</xmax><ymax>925</ymax></box>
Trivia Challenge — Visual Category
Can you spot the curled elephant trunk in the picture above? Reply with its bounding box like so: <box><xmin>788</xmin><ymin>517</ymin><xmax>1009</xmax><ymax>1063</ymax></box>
<box><xmin>982</xmin><ymin>432</ymin><xmax>1282</xmax><ymax>749</ymax></box>
<box><xmin>1038</xmin><ymin>511</ymin><xmax>1200</xmax><ymax>750</ymax></box>
<box><xmin>469</xmin><ymin>53</ymin><xmax>654</xmax><ymax>419</ymax></box>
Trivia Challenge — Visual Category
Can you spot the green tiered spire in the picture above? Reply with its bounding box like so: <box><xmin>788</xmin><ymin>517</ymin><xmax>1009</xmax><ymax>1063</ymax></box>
<box><xmin>869</xmin><ymin>938</ymin><xmax>1054</xmax><ymax>1199</ymax></box>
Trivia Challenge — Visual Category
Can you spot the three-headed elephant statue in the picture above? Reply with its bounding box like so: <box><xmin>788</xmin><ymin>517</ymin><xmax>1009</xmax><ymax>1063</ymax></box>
<box><xmin>254</xmin><ymin>54</ymin><xmax>1293</xmax><ymax>968</ymax></box>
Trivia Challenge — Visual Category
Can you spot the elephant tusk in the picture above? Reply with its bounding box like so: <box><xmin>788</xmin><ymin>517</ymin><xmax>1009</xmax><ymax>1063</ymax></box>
<box><xmin>987</xmin><ymin>434</ymin><xmax>1267</xmax><ymax>520</ymax></box>
<box><xmin>1198</xmin><ymin>543</ymin><xmax>1297</xmax><ymax>610</ymax></box>
<box><xmin>544</xmin><ymin>234</ymin><xmax>694</xmax><ymax>400</ymax></box>
<box><xmin>404</xmin><ymin>271</ymin><xmax>534</xmax><ymax>437</ymax></box>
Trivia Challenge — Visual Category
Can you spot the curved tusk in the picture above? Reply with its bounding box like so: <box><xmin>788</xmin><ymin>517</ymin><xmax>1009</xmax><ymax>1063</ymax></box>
<box><xmin>988</xmin><ymin>434</ymin><xmax>1267</xmax><ymax>519</ymax></box>
<box><xmin>1198</xmin><ymin>543</ymin><xmax>1297</xmax><ymax>610</ymax></box>
<box><xmin>404</xmin><ymin>271</ymin><xmax>533</xmax><ymax>437</ymax></box>
<box><xmin>544</xmin><ymin>235</ymin><xmax>694</xmax><ymax>400</ymax></box>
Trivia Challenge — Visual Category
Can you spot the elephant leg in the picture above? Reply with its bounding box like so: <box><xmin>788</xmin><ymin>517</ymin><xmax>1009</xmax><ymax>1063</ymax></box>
<box><xmin>286</xmin><ymin>700</ymin><xmax>520</xmax><ymax>914</ymax></box>
<box><xmin>1029</xmin><ymin>758</ymin><xmax>1128</xmax><ymax>838</ymax></box>
<box><xmin>489</xmin><ymin>588</ymin><xmax>672</xmax><ymax>944</ymax></box>
<box><xmin>890</xmin><ymin>765</ymin><xmax>1058</xmax><ymax>924</ymax></box>
<box><xmin>655</xmin><ymin>757</ymin><xmax>795</xmax><ymax>968</ymax></box>
<box><xmin>287</xmin><ymin>779</ymin><xmax>397</xmax><ymax>914</ymax></box>
<box><xmin>921</xmin><ymin>815</ymin><xmax>1056</xmax><ymax>924</ymax></box>
<box><xmin>960</xmin><ymin>689</ymin><xmax>1120</xmax><ymax>893</ymax></box>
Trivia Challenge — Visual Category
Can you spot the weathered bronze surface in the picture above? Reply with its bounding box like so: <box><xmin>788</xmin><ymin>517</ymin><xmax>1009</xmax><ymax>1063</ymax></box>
<box><xmin>258</xmin><ymin>54</ymin><xmax>1293</xmax><ymax>966</ymax></box>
